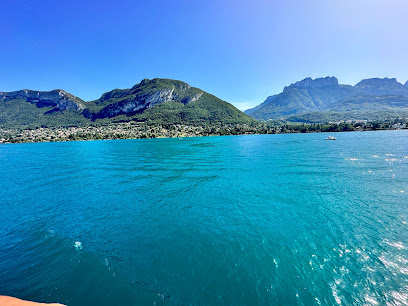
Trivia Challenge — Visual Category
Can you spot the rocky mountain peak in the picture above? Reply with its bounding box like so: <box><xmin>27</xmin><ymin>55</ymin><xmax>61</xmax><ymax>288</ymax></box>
<box><xmin>354</xmin><ymin>78</ymin><xmax>408</xmax><ymax>96</ymax></box>
<box><xmin>94</xmin><ymin>78</ymin><xmax>204</xmax><ymax>119</ymax></box>
<box><xmin>0</xmin><ymin>89</ymin><xmax>85</xmax><ymax>111</ymax></box>
<box><xmin>355</xmin><ymin>78</ymin><xmax>402</xmax><ymax>88</ymax></box>
<box><xmin>131</xmin><ymin>78</ymin><xmax>192</xmax><ymax>91</ymax></box>
<box><xmin>285</xmin><ymin>77</ymin><xmax>339</xmax><ymax>91</ymax></box>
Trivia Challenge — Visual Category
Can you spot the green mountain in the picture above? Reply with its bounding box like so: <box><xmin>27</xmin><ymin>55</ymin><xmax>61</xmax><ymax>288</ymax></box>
<box><xmin>84</xmin><ymin>78</ymin><xmax>255</xmax><ymax>125</ymax></box>
<box><xmin>286</xmin><ymin>95</ymin><xmax>408</xmax><ymax>123</ymax></box>
<box><xmin>0</xmin><ymin>89</ymin><xmax>89</xmax><ymax>128</ymax></box>
<box><xmin>246</xmin><ymin>77</ymin><xmax>408</xmax><ymax>122</ymax></box>
<box><xmin>0</xmin><ymin>79</ymin><xmax>255</xmax><ymax>129</ymax></box>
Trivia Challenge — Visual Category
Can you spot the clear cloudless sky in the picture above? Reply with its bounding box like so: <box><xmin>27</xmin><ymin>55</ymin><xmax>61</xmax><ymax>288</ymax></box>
<box><xmin>1</xmin><ymin>0</ymin><xmax>408</xmax><ymax>110</ymax></box>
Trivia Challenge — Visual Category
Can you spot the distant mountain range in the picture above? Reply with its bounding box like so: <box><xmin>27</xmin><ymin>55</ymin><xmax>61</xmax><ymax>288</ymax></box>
<box><xmin>0</xmin><ymin>78</ymin><xmax>255</xmax><ymax>129</ymax></box>
<box><xmin>245</xmin><ymin>77</ymin><xmax>408</xmax><ymax>122</ymax></box>
<box><xmin>2</xmin><ymin>77</ymin><xmax>408</xmax><ymax>129</ymax></box>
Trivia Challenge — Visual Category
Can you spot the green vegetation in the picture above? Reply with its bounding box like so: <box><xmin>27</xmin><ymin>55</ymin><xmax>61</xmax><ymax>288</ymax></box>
<box><xmin>267</xmin><ymin>118</ymin><xmax>408</xmax><ymax>133</ymax></box>
<box><xmin>1</xmin><ymin>118</ymin><xmax>406</xmax><ymax>144</ymax></box>
<box><xmin>0</xmin><ymin>99</ymin><xmax>89</xmax><ymax>129</ymax></box>
<box><xmin>1</xmin><ymin>77</ymin><xmax>408</xmax><ymax>144</ymax></box>
<box><xmin>0</xmin><ymin>78</ymin><xmax>256</xmax><ymax>129</ymax></box>
<box><xmin>246</xmin><ymin>77</ymin><xmax>408</xmax><ymax>122</ymax></box>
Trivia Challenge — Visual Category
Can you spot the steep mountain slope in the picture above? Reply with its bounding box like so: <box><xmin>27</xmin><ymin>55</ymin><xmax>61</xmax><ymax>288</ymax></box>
<box><xmin>246</xmin><ymin>77</ymin><xmax>408</xmax><ymax>121</ymax></box>
<box><xmin>85</xmin><ymin>78</ymin><xmax>256</xmax><ymax>125</ymax></box>
<box><xmin>0</xmin><ymin>79</ymin><xmax>256</xmax><ymax>129</ymax></box>
<box><xmin>328</xmin><ymin>95</ymin><xmax>408</xmax><ymax>112</ymax></box>
<box><xmin>245</xmin><ymin>77</ymin><xmax>354</xmax><ymax>119</ymax></box>
<box><xmin>0</xmin><ymin>89</ymin><xmax>85</xmax><ymax>111</ymax></box>
<box><xmin>0</xmin><ymin>90</ymin><xmax>88</xmax><ymax>128</ymax></box>
<box><xmin>245</xmin><ymin>95</ymin><xmax>276</xmax><ymax>116</ymax></box>
<box><xmin>287</xmin><ymin>95</ymin><xmax>408</xmax><ymax>123</ymax></box>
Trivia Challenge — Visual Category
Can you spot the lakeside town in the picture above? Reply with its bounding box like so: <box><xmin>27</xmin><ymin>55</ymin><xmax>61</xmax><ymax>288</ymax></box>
<box><xmin>1</xmin><ymin>120</ymin><xmax>406</xmax><ymax>144</ymax></box>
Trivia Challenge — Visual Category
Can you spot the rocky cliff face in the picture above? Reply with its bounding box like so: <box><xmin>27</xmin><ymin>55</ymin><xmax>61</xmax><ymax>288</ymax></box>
<box><xmin>0</xmin><ymin>89</ymin><xmax>85</xmax><ymax>111</ymax></box>
<box><xmin>284</xmin><ymin>77</ymin><xmax>339</xmax><ymax>90</ymax></box>
<box><xmin>355</xmin><ymin>78</ymin><xmax>400</xmax><ymax>88</ymax></box>
<box><xmin>245</xmin><ymin>77</ymin><xmax>408</xmax><ymax>121</ymax></box>
<box><xmin>354</xmin><ymin>78</ymin><xmax>408</xmax><ymax>96</ymax></box>
<box><xmin>93</xmin><ymin>79</ymin><xmax>204</xmax><ymax>118</ymax></box>
<box><xmin>182</xmin><ymin>92</ymin><xmax>203</xmax><ymax>104</ymax></box>
<box><xmin>246</xmin><ymin>77</ymin><xmax>354</xmax><ymax>119</ymax></box>
<box><xmin>97</xmin><ymin>87</ymin><xmax>178</xmax><ymax>117</ymax></box>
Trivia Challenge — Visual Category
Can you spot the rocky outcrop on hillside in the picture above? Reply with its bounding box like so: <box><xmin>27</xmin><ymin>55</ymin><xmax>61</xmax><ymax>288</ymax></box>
<box><xmin>285</xmin><ymin>76</ymin><xmax>339</xmax><ymax>90</ymax></box>
<box><xmin>354</xmin><ymin>78</ymin><xmax>408</xmax><ymax>96</ymax></box>
<box><xmin>93</xmin><ymin>79</ymin><xmax>205</xmax><ymax>118</ymax></box>
<box><xmin>97</xmin><ymin>87</ymin><xmax>179</xmax><ymax>117</ymax></box>
<box><xmin>0</xmin><ymin>89</ymin><xmax>85</xmax><ymax>111</ymax></box>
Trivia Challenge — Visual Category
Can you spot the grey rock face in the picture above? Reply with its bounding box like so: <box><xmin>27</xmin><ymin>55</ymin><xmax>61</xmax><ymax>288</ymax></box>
<box><xmin>355</xmin><ymin>78</ymin><xmax>400</xmax><ymax>88</ymax></box>
<box><xmin>96</xmin><ymin>78</ymin><xmax>205</xmax><ymax>118</ymax></box>
<box><xmin>354</xmin><ymin>78</ymin><xmax>408</xmax><ymax>96</ymax></box>
<box><xmin>182</xmin><ymin>92</ymin><xmax>203</xmax><ymax>104</ymax></box>
<box><xmin>246</xmin><ymin>76</ymin><xmax>408</xmax><ymax>120</ymax></box>
<box><xmin>0</xmin><ymin>89</ymin><xmax>85</xmax><ymax>111</ymax></box>
<box><xmin>98</xmin><ymin>87</ymin><xmax>182</xmax><ymax>117</ymax></box>
<box><xmin>145</xmin><ymin>87</ymin><xmax>175</xmax><ymax>106</ymax></box>
<box><xmin>285</xmin><ymin>77</ymin><xmax>339</xmax><ymax>90</ymax></box>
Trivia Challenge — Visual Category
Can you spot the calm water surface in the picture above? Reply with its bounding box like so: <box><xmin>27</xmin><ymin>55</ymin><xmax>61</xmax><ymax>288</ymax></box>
<box><xmin>1</xmin><ymin>131</ymin><xmax>407</xmax><ymax>305</ymax></box>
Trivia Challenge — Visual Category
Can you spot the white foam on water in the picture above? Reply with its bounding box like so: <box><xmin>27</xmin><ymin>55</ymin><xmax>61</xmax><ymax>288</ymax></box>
<box><xmin>157</xmin><ymin>293</ymin><xmax>165</xmax><ymax>300</ymax></box>
<box><xmin>379</xmin><ymin>255</ymin><xmax>400</xmax><ymax>272</ymax></box>
<box><xmin>390</xmin><ymin>291</ymin><xmax>408</xmax><ymax>304</ymax></box>
<box><xmin>74</xmin><ymin>241</ymin><xmax>82</xmax><ymax>250</ymax></box>
<box><xmin>385</xmin><ymin>240</ymin><xmax>406</xmax><ymax>250</ymax></box>
<box><xmin>330</xmin><ymin>283</ymin><xmax>342</xmax><ymax>305</ymax></box>
<box><xmin>397</xmin><ymin>256</ymin><xmax>408</xmax><ymax>264</ymax></box>
<box><xmin>364</xmin><ymin>295</ymin><xmax>379</xmax><ymax>305</ymax></box>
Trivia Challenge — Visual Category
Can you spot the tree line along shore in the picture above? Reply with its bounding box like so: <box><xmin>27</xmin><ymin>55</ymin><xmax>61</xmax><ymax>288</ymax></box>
<box><xmin>1</xmin><ymin>119</ymin><xmax>406</xmax><ymax>144</ymax></box>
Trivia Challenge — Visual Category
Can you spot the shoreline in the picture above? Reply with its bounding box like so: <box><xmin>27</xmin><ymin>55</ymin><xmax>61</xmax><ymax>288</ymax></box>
<box><xmin>0</xmin><ymin>123</ymin><xmax>406</xmax><ymax>144</ymax></box>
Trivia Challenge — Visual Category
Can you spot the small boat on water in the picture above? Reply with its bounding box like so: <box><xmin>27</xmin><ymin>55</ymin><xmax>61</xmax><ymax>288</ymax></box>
<box><xmin>325</xmin><ymin>136</ymin><xmax>337</xmax><ymax>140</ymax></box>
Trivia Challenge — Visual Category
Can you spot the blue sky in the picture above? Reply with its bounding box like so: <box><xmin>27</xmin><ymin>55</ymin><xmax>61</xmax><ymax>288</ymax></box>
<box><xmin>1</xmin><ymin>0</ymin><xmax>408</xmax><ymax>110</ymax></box>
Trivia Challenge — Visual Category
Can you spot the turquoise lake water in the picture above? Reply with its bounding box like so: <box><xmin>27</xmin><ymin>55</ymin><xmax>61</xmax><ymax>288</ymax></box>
<box><xmin>1</xmin><ymin>131</ymin><xmax>407</xmax><ymax>305</ymax></box>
